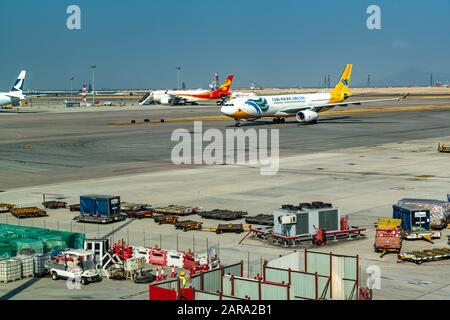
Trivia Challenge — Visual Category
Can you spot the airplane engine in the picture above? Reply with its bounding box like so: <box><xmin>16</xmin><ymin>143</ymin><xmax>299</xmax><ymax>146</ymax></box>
<box><xmin>296</xmin><ymin>110</ymin><xmax>319</xmax><ymax>123</ymax></box>
<box><xmin>159</xmin><ymin>95</ymin><xmax>172</xmax><ymax>105</ymax></box>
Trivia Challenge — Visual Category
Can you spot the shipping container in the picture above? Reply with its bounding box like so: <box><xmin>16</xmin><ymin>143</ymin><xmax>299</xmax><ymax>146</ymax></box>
<box><xmin>393</xmin><ymin>205</ymin><xmax>431</xmax><ymax>232</ymax></box>
<box><xmin>80</xmin><ymin>195</ymin><xmax>121</xmax><ymax>217</ymax></box>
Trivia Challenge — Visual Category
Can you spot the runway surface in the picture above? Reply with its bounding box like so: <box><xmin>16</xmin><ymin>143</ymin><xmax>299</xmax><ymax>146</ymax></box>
<box><xmin>1</xmin><ymin>97</ymin><xmax>450</xmax><ymax>190</ymax></box>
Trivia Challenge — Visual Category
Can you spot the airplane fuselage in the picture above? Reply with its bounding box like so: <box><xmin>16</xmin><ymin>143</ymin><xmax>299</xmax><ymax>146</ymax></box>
<box><xmin>221</xmin><ymin>92</ymin><xmax>337</xmax><ymax>119</ymax></box>
<box><xmin>0</xmin><ymin>93</ymin><xmax>22</xmax><ymax>107</ymax></box>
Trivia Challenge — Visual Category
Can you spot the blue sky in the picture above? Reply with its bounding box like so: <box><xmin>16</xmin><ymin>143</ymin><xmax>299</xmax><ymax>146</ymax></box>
<box><xmin>0</xmin><ymin>0</ymin><xmax>449</xmax><ymax>89</ymax></box>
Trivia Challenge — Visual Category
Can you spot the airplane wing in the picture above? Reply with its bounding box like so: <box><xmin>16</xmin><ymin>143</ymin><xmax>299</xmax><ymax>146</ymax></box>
<box><xmin>281</xmin><ymin>94</ymin><xmax>409</xmax><ymax>114</ymax></box>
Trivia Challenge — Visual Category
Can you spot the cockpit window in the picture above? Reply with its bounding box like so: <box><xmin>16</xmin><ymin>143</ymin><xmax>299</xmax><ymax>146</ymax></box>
<box><xmin>225</xmin><ymin>104</ymin><xmax>234</xmax><ymax>106</ymax></box>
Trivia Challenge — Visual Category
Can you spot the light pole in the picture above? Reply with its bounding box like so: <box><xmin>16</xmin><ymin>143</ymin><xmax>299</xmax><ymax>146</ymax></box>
<box><xmin>90</xmin><ymin>65</ymin><xmax>96</xmax><ymax>105</ymax></box>
<box><xmin>176</xmin><ymin>66</ymin><xmax>182</xmax><ymax>90</ymax></box>
<box><xmin>69</xmin><ymin>77</ymin><xmax>74</xmax><ymax>100</ymax></box>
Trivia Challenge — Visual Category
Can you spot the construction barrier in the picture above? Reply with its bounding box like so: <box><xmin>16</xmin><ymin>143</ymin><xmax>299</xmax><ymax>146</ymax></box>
<box><xmin>191</xmin><ymin>262</ymin><xmax>243</xmax><ymax>293</ymax></box>
<box><xmin>222</xmin><ymin>275</ymin><xmax>290</xmax><ymax>300</ymax></box>
<box><xmin>195</xmin><ymin>290</ymin><xmax>244</xmax><ymax>301</ymax></box>
<box><xmin>305</xmin><ymin>250</ymin><xmax>359</xmax><ymax>300</ymax></box>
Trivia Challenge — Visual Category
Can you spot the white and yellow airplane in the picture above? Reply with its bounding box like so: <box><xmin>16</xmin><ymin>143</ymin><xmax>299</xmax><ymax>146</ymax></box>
<box><xmin>221</xmin><ymin>65</ymin><xmax>408</xmax><ymax>126</ymax></box>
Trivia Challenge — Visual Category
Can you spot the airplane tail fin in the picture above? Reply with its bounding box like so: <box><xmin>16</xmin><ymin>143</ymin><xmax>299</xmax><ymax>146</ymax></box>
<box><xmin>216</xmin><ymin>75</ymin><xmax>234</xmax><ymax>94</ymax></box>
<box><xmin>9</xmin><ymin>70</ymin><xmax>27</xmax><ymax>94</ymax></box>
<box><xmin>330</xmin><ymin>64</ymin><xmax>352</xmax><ymax>102</ymax></box>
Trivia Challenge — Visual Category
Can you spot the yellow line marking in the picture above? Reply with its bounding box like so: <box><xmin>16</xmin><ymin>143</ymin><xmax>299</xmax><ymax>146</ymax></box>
<box><xmin>109</xmin><ymin>105</ymin><xmax>450</xmax><ymax>125</ymax></box>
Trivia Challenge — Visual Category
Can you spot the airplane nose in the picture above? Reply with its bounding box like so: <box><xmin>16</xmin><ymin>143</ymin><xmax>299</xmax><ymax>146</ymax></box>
<box><xmin>220</xmin><ymin>106</ymin><xmax>234</xmax><ymax>116</ymax></box>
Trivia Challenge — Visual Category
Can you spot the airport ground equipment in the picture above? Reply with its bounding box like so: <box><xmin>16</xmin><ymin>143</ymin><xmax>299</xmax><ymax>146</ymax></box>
<box><xmin>374</xmin><ymin>218</ymin><xmax>403</xmax><ymax>258</ymax></box>
<box><xmin>245</xmin><ymin>214</ymin><xmax>274</xmax><ymax>226</ymax></box>
<box><xmin>154</xmin><ymin>215</ymin><xmax>179</xmax><ymax>225</ymax></box>
<box><xmin>43</xmin><ymin>201</ymin><xmax>67</xmax><ymax>209</ymax></box>
<box><xmin>121</xmin><ymin>202</ymin><xmax>154</xmax><ymax>218</ymax></box>
<box><xmin>393</xmin><ymin>204</ymin><xmax>441</xmax><ymax>243</ymax></box>
<box><xmin>438</xmin><ymin>143</ymin><xmax>450</xmax><ymax>153</ymax></box>
<box><xmin>10</xmin><ymin>207</ymin><xmax>48</xmax><ymax>219</ymax></box>
<box><xmin>127</xmin><ymin>210</ymin><xmax>154</xmax><ymax>219</ymax></box>
<box><xmin>84</xmin><ymin>239</ymin><xmax>110</xmax><ymax>267</ymax></box>
<box><xmin>149</xmin><ymin>247</ymin><xmax>167</xmax><ymax>266</ymax></box>
<box><xmin>174</xmin><ymin>220</ymin><xmax>203</xmax><ymax>232</ymax></box>
<box><xmin>199</xmin><ymin>209</ymin><xmax>248</xmax><ymax>221</ymax></box>
<box><xmin>45</xmin><ymin>249</ymin><xmax>102</xmax><ymax>285</ymax></box>
<box><xmin>0</xmin><ymin>203</ymin><xmax>14</xmax><ymax>213</ymax></box>
<box><xmin>69</xmin><ymin>204</ymin><xmax>80</xmax><ymax>212</ymax></box>
<box><xmin>398</xmin><ymin>248</ymin><xmax>450</xmax><ymax>265</ymax></box>
<box><xmin>271</xmin><ymin>203</ymin><xmax>366</xmax><ymax>247</ymax></box>
<box><xmin>215</xmin><ymin>224</ymin><xmax>245</xmax><ymax>234</ymax></box>
<box><xmin>154</xmin><ymin>205</ymin><xmax>203</xmax><ymax>216</ymax></box>
<box><xmin>397</xmin><ymin>199</ymin><xmax>449</xmax><ymax>230</ymax></box>
<box><xmin>75</xmin><ymin>195</ymin><xmax>126</xmax><ymax>224</ymax></box>
<box><xmin>243</xmin><ymin>226</ymin><xmax>273</xmax><ymax>242</ymax></box>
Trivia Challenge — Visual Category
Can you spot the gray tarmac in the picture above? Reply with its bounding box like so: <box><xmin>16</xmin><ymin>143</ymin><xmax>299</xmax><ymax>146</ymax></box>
<box><xmin>1</xmin><ymin>96</ymin><xmax>450</xmax><ymax>300</ymax></box>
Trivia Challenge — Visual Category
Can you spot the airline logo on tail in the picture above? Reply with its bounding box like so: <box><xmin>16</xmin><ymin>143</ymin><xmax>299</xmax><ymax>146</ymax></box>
<box><xmin>10</xmin><ymin>71</ymin><xmax>26</xmax><ymax>93</ymax></box>
<box><xmin>218</xmin><ymin>76</ymin><xmax>234</xmax><ymax>93</ymax></box>
<box><xmin>330</xmin><ymin>64</ymin><xmax>353</xmax><ymax>103</ymax></box>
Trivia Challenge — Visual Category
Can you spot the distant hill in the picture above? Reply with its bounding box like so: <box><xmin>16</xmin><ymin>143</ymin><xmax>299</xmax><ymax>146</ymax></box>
<box><xmin>372</xmin><ymin>67</ymin><xmax>450</xmax><ymax>87</ymax></box>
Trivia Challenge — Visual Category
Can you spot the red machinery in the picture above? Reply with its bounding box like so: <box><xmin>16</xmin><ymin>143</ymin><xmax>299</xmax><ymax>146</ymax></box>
<box><xmin>183</xmin><ymin>250</ymin><xmax>209</xmax><ymax>273</ymax></box>
<box><xmin>112</xmin><ymin>240</ymin><xmax>133</xmax><ymax>261</ymax></box>
<box><xmin>149</xmin><ymin>247</ymin><xmax>167</xmax><ymax>266</ymax></box>
<box><xmin>340</xmin><ymin>216</ymin><xmax>349</xmax><ymax>231</ymax></box>
<box><xmin>312</xmin><ymin>228</ymin><xmax>327</xmax><ymax>246</ymax></box>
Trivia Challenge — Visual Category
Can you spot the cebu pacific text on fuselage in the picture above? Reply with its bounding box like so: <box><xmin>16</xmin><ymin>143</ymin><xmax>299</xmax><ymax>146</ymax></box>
<box><xmin>171</xmin><ymin>121</ymin><xmax>279</xmax><ymax>176</ymax></box>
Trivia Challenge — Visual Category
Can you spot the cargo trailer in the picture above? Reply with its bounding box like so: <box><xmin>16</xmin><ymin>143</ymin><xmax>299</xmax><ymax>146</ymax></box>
<box><xmin>76</xmin><ymin>195</ymin><xmax>126</xmax><ymax>224</ymax></box>
<box><xmin>393</xmin><ymin>205</ymin><xmax>441</xmax><ymax>242</ymax></box>
<box><xmin>271</xmin><ymin>203</ymin><xmax>365</xmax><ymax>247</ymax></box>
<box><xmin>374</xmin><ymin>218</ymin><xmax>402</xmax><ymax>258</ymax></box>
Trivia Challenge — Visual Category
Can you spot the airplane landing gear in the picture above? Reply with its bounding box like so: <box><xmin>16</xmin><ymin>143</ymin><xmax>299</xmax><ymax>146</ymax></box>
<box><xmin>234</xmin><ymin>119</ymin><xmax>242</xmax><ymax>127</ymax></box>
<box><xmin>273</xmin><ymin>118</ymin><xmax>286</xmax><ymax>124</ymax></box>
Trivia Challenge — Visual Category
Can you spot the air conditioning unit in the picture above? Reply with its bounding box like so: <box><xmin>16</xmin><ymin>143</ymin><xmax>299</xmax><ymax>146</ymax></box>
<box><xmin>280</xmin><ymin>215</ymin><xmax>297</xmax><ymax>225</ymax></box>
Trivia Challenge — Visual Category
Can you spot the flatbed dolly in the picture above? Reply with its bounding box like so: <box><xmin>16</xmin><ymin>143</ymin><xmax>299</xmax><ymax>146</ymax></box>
<box><xmin>399</xmin><ymin>248</ymin><xmax>450</xmax><ymax>265</ymax></box>
<box><xmin>174</xmin><ymin>220</ymin><xmax>203</xmax><ymax>232</ymax></box>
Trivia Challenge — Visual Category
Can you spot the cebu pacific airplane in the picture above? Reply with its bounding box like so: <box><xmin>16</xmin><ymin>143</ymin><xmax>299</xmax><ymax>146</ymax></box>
<box><xmin>0</xmin><ymin>71</ymin><xmax>27</xmax><ymax>108</ymax></box>
<box><xmin>220</xmin><ymin>65</ymin><xmax>408</xmax><ymax>126</ymax></box>
<box><xmin>140</xmin><ymin>75</ymin><xmax>234</xmax><ymax>106</ymax></box>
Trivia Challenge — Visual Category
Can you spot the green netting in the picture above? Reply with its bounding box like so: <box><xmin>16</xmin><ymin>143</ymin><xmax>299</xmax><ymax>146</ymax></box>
<box><xmin>0</xmin><ymin>242</ymin><xmax>12</xmax><ymax>258</ymax></box>
<box><xmin>0</xmin><ymin>224</ymin><xmax>85</xmax><ymax>258</ymax></box>
<box><xmin>12</xmin><ymin>238</ymin><xmax>44</xmax><ymax>255</ymax></box>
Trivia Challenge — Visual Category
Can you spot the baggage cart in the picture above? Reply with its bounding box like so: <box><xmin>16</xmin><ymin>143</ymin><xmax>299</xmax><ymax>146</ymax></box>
<box><xmin>174</xmin><ymin>220</ymin><xmax>203</xmax><ymax>232</ymax></box>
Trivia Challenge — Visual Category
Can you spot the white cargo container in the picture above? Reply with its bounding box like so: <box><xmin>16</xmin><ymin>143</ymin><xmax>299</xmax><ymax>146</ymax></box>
<box><xmin>0</xmin><ymin>259</ymin><xmax>22</xmax><ymax>283</ymax></box>
<box><xmin>16</xmin><ymin>255</ymin><xmax>34</xmax><ymax>278</ymax></box>
<box><xmin>34</xmin><ymin>253</ymin><xmax>51</xmax><ymax>276</ymax></box>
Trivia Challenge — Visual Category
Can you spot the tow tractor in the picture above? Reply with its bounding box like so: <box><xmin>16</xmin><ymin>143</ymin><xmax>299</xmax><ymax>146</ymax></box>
<box><xmin>45</xmin><ymin>250</ymin><xmax>102</xmax><ymax>285</ymax></box>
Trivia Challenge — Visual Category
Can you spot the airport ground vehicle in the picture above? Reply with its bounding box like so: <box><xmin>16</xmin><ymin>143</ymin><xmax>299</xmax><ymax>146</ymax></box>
<box><xmin>175</xmin><ymin>220</ymin><xmax>203</xmax><ymax>232</ymax></box>
<box><xmin>45</xmin><ymin>250</ymin><xmax>102</xmax><ymax>285</ymax></box>
<box><xmin>216</xmin><ymin>224</ymin><xmax>245</xmax><ymax>234</ymax></box>
<box><xmin>154</xmin><ymin>215</ymin><xmax>179</xmax><ymax>225</ymax></box>
<box><xmin>154</xmin><ymin>205</ymin><xmax>202</xmax><ymax>216</ymax></box>
<box><xmin>399</xmin><ymin>248</ymin><xmax>450</xmax><ymax>265</ymax></box>
<box><xmin>43</xmin><ymin>201</ymin><xmax>67</xmax><ymax>209</ymax></box>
